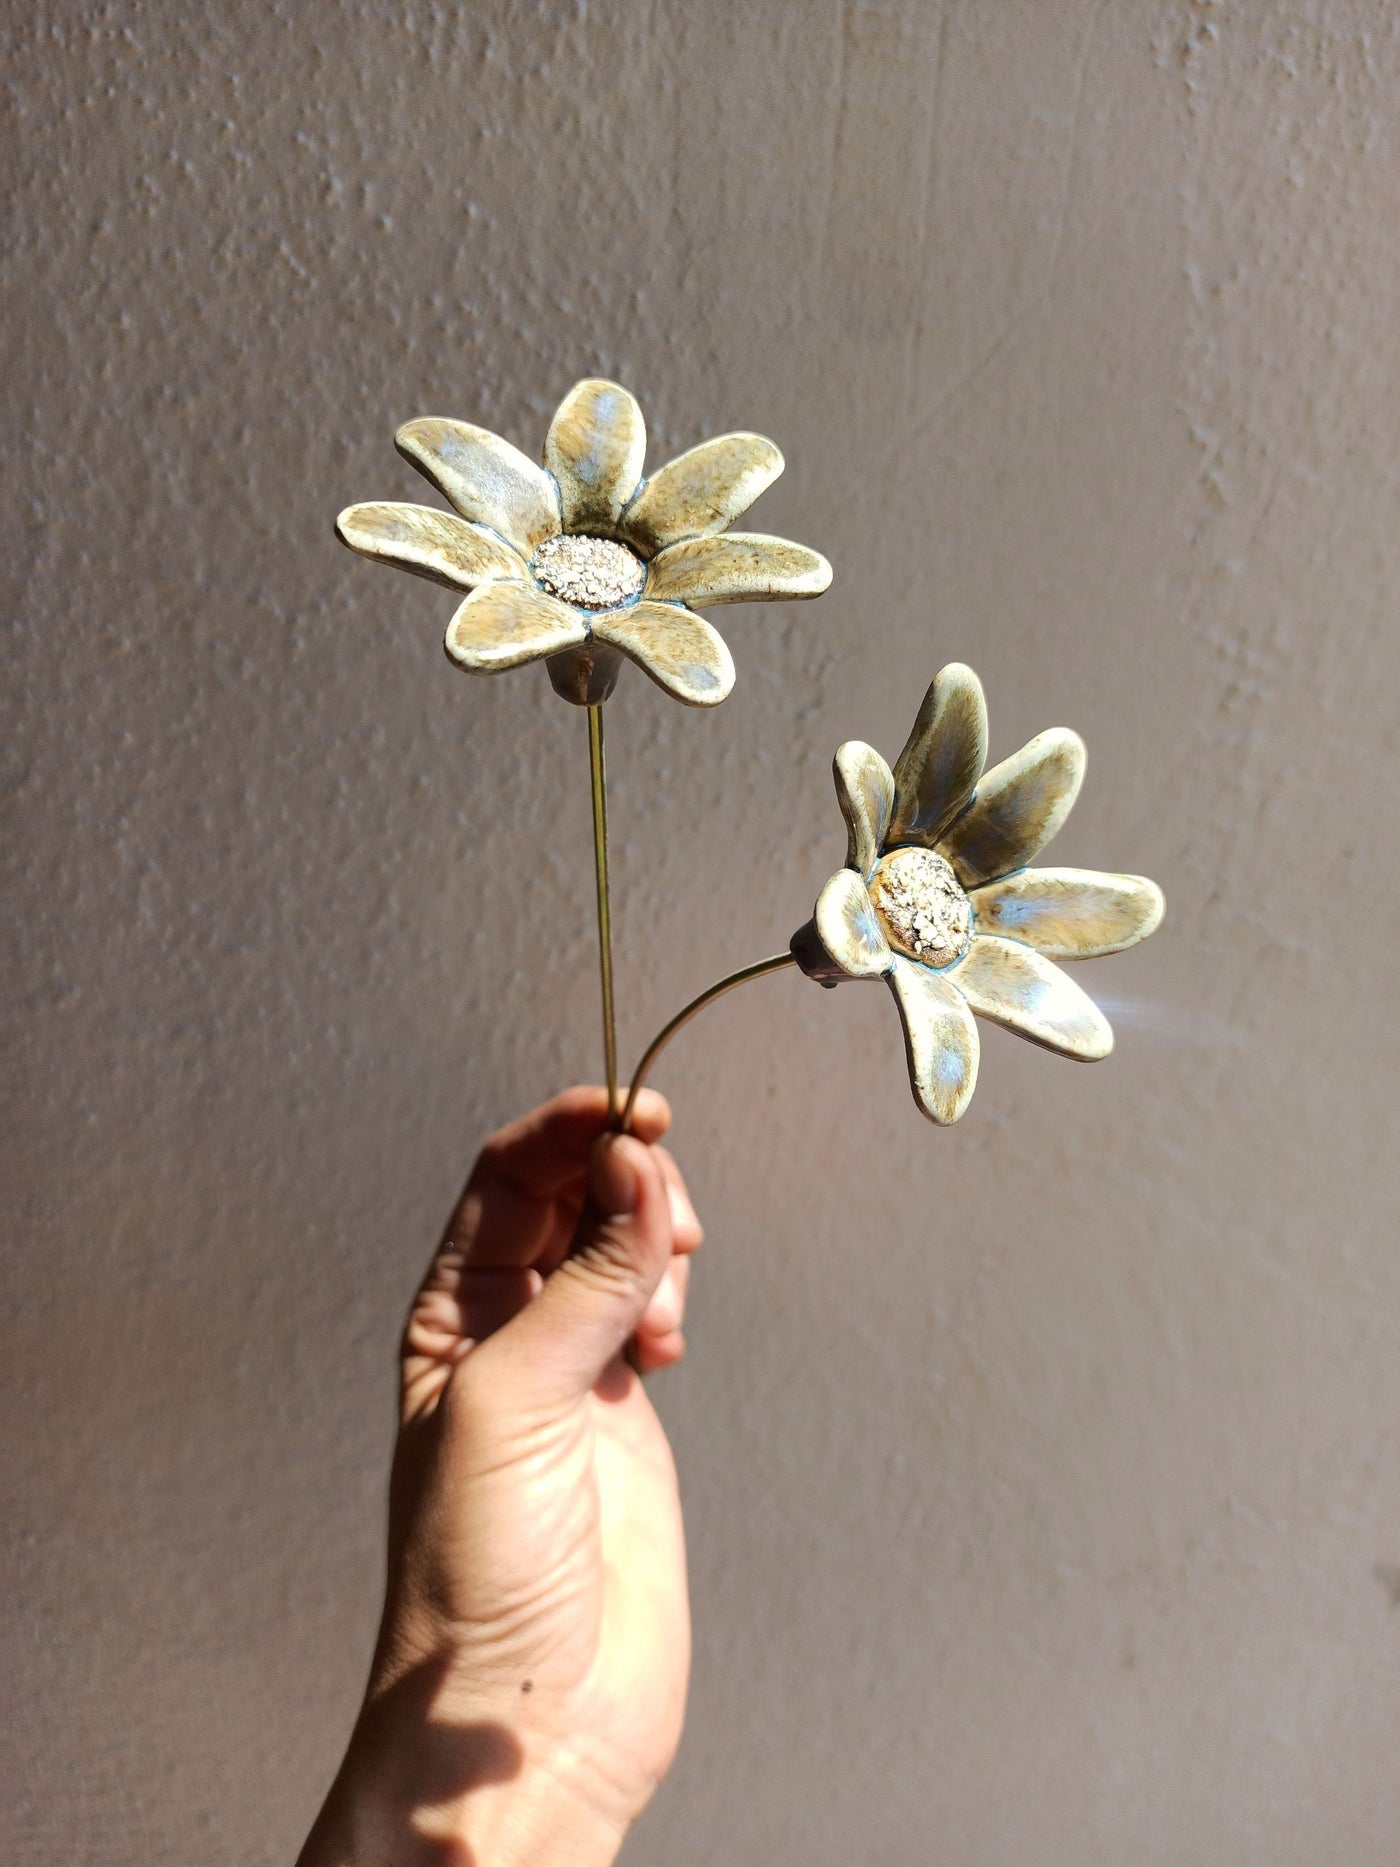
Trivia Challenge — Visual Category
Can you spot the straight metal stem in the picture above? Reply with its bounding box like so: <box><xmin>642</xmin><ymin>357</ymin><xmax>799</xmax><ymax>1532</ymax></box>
<box><xmin>618</xmin><ymin>952</ymin><xmax>798</xmax><ymax>1133</ymax></box>
<box><xmin>587</xmin><ymin>704</ymin><xmax>620</xmax><ymax>1121</ymax></box>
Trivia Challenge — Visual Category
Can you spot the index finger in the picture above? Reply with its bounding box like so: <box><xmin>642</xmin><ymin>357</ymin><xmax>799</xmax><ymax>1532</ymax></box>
<box><xmin>475</xmin><ymin>1084</ymin><xmax>672</xmax><ymax>1196</ymax></box>
<box><xmin>445</xmin><ymin>1084</ymin><xmax>673</xmax><ymax>1270</ymax></box>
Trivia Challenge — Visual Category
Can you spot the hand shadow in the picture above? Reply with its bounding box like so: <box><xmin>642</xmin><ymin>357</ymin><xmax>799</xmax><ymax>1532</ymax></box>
<box><xmin>329</xmin><ymin>1652</ymin><xmax>524</xmax><ymax>1866</ymax></box>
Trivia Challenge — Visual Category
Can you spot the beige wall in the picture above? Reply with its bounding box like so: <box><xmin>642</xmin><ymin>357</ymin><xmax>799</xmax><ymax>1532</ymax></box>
<box><xmin>6</xmin><ymin>2</ymin><xmax>1399</xmax><ymax>1860</ymax></box>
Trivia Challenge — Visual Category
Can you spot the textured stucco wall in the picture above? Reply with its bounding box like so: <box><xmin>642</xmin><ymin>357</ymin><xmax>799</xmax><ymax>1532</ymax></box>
<box><xmin>5</xmin><ymin>3</ymin><xmax>1400</xmax><ymax>1861</ymax></box>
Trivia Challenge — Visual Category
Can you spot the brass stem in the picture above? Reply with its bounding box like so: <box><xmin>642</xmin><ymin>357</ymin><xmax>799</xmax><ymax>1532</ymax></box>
<box><xmin>618</xmin><ymin>952</ymin><xmax>798</xmax><ymax>1133</ymax></box>
<box><xmin>587</xmin><ymin>704</ymin><xmax>620</xmax><ymax>1121</ymax></box>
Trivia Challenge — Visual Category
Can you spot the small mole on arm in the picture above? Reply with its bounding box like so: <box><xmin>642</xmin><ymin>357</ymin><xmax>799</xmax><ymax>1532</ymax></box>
<box><xmin>521</xmin><ymin>1678</ymin><xmax>533</xmax><ymax>1693</ymax></box>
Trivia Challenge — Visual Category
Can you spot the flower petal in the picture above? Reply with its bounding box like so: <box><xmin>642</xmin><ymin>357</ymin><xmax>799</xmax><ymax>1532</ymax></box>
<box><xmin>643</xmin><ymin>533</ymin><xmax>832</xmax><ymax>606</ymax></box>
<box><xmin>336</xmin><ymin>502</ymin><xmax>527</xmax><ymax>591</ymax></box>
<box><xmin>620</xmin><ymin>433</ymin><xmax>785</xmax><ymax>555</ymax></box>
<box><xmin>815</xmin><ymin>869</ymin><xmax>892</xmax><ymax>979</ymax></box>
<box><xmin>395</xmin><ymin>419</ymin><xmax>561</xmax><ymax>557</ymax></box>
<box><xmin>887</xmin><ymin>957</ymin><xmax>980</xmax><ymax>1125</ymax></box>
<box><xmin>887</xmin><ymin>663</ymin><xmax>989</xmax><ymax>850</ymax></box>
<box><xmin>834</xmin><ymin>742</ymin><xmax>894</xmax><ymax>879</ymax></box>
<box><xmin>938</xmin><ymin>728</ymin><xmax>1086</xmax><ymax>888</ymax></box>
<box><xmin>970</xmin><ymin>868</ymin><xmax>1164</xmax><ymax>960</ymax></box>
<box><xmin>444</xmin><ymin>583</ymin><xmax>587</xmax><ymax>673</ymax></box>
<box><xmin>946</xmin><ymin>935</ymin><xmax>1112</xmax><ymax>1059</ymax></box>
<box><xmin>544</xmin><ymin>379</ymin><xmax>647</xmax><ymax>532</ymax></box>
<box><xmin>590</xmin><ymin>601</ymin><xmax>735</xmax><ymax>707</ymax></box>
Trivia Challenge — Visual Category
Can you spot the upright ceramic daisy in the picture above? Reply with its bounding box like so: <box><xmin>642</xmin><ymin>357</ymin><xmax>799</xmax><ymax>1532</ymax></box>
<box><xmin>337</xmin><ymin>379</ymin><xmax>831</xmax><ymax>1110</ymax></box>
<box><xmin>337</xmin><ymin>377</ymin><xmax>830</xmax><ymax>709</ymax></box>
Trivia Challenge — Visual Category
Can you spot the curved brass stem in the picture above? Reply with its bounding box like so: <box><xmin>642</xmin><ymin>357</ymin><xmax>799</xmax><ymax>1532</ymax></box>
<box><xmin>618</xmin><ymin>952</ymin><xmax>798</xmax><ymax>1133</ymax></box>
<box><xmin>587</xmin><ymin>704</ymin><xmax>619</xmax><ymax>1120</ymax></box>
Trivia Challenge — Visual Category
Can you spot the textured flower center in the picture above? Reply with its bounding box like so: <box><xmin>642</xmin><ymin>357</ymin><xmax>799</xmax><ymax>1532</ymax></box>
<box><xmin>870</xmin><ymin>847</ymin><xmax>972</xmax><ymax>968</ymax></box>
<box><xmin>530</xmin><ymin>534</ymin><xmax>645</xmax><ymax>611</ymax></box>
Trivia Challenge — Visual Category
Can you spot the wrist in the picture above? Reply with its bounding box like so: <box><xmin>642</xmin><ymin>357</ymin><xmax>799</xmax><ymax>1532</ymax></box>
<box><xmin>302</xmin><ymin>1766</ymin><xmax>628</xmax><ymax>1867</ymax></box>
<box><xmin>298</xmin><ymin>1680</ymin><xmax>632</xmax><ymax>1867</ymax></box>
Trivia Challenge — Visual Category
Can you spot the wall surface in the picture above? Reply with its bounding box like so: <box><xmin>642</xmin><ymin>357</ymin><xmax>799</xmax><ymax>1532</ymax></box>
<box><xmin>5</xmin><ymin>2</ymin><xmax>1400</xmax><ymax>1861</ymax></box>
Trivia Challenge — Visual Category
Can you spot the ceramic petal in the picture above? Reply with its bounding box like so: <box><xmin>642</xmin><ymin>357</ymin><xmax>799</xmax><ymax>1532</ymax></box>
<box><xmin>886</xmin><ymin>663</ymin><xmax>989</xmax><ymax>850</ymax></box>
<box><xmin>814</xmin><ymin>869</ymin><xmax>892</xmax><ymax>979</ymax></box>
<box><xmin>947</xmin><ymin>935</ymin><xmax>1112</xmax><ymax>1059</ymax></box>
<box><xmin>336</xmin><ymin>502</ymin><xmax>526</xmax><ymax>592</ymax></box>
<box><xmin>444</xmin><ymin>582</ymin><xmax>587</xmax><ymax>673</ymax></box>
<box><xmin>643</xmin><ymin>532</ymin><xmax>832</xmax><ymax>606</ymax></box>
<box><xmin>833</xmin><ymin>742</ymin><xmax>894</xmax><ymax>878</ymax></box>
<box><xmin>395</xmin><ymin>419</ymin><xmax>561</xmax><ymax>558</ymax></box>
<box><xmin>887</xmin><ymin>957</ymin><xmax>981</xmax><ymax>1125</ymax></box>
<box><xmin>938</xmin><ymin>728</ymin><xmax>1086</xmax><ymax>889</ymax></box>
<box><xmin>970</xmin><ymin>868</ymin><xmax>1164</xmax><ymax>960</ymax></box>
<box><xmin>544</xmin><ymin>379</ymin><xmax>647</xmax><ymax>533</ymax></box>
<box><xmin>591</xmin><ymin>601</ymin><xmax>735</xmax><ymax>707</ymax></box>
<box><xmin>620</xmin><ymin>433</ymin><xmax>785</xmax><ymax>555</ymax></box>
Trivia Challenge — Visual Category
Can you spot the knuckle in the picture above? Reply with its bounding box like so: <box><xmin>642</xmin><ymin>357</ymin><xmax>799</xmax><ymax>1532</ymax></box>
<box><xmin>565</xmin><ymin>1229</ymin><xmax>645</xmax><ymax>1304</ymax></box>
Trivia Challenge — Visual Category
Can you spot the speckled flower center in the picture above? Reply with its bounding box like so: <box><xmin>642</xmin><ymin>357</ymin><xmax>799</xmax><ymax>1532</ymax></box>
<box><xmin>530</xmin><ymin>534</ymin><xmax>645</xmax><ymax>611</ymax></box>
<box><xmin>870</xmin><ymin>847</ymin><xmax>972</xmax><ymax>968</ymax></box>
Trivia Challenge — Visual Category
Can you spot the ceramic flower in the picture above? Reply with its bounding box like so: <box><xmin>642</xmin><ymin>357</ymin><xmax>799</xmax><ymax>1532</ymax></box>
<box><xmin>336</xmin><ymin>378</ymin><xmax>831</xmax><ymax>708</ymax></box>
<box><xmin>790</xmin><ymin>663</ymin><xmax>1164</xmax><ymax>1124</ymax></box>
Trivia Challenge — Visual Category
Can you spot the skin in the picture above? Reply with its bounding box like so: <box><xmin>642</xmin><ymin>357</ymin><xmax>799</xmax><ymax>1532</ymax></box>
<box><xmin>297</xmin><ymin>1086</ymin><xmax>702</xmax><ymax>1867</ymax></box>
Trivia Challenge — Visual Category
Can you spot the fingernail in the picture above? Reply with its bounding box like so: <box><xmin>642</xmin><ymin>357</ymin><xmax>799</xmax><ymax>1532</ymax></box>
<box><xmin>591</xmin><ymin>1134</ymin><xmax>641</xmax><ymax>1215</ymax></box>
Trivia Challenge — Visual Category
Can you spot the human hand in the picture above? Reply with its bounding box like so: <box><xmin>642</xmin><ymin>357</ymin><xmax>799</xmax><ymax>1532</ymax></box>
<box><xmin>298</xmin><ymin>1086</ymin><xmax>702</xmax><ymax>1867</ymax></box>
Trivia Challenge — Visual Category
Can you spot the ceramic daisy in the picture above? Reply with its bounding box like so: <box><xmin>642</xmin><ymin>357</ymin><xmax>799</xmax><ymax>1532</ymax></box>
<box><xmin>336</xmin><ymin>377</ymin><xmax>831</xmax><ymax>707</ymax></box>
<box><xmin>788</xmin><ymin>663</ymin><xmax>1164</xmax><ymax>1124</ymax></box>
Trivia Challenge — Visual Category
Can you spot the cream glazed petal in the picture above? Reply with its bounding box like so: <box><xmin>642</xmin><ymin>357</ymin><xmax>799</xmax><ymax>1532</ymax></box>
<box><xmin>336</xmin><ymin>502</ymin><xmax>527</xmax><ymax>592</ymax></box>
<box><xmin>970</xmin><ymin>869</ymin><xmax>1165</xmax><ymax>960</ymax></box>
<box><xmin>590</xmin><ymin>601</ymin><xmax>736</xmax><ymax>707</ymax></box>
<box><xmin>444</xmin><ymin>582</ymin><xmax>587</xmax><ymax>673</ymax></box>
<box><xmin>643</xmin><ymin>533</ymin><xmax>832</xmax><ymax>606</ymax></box>
<box><xmin>887</xmin><ymin>958</ymin><xmax>980</xmax><ymax>1125</ymax></box>
<box><xmin>620</xmin><ymin>433</ymin><xmax>785</xmax><ymax>556</ymax></box>
<box><xmin>946</xmin><ymin>935</ymin><xmax>1113</xmax><ymax>1059</ymax></box>
<box><xmin>815</xmin><ymin>869</ymin><xmax>892</xmax><ymax>979</ymax></box>
<box><xmin>938</xmin><ymin>728</ymin><xmax>1086</xmax><ymax>889</ymax></box>
<box><xmin>395</xmin><ymin>419</ymin><xmax>561</xmax><ymax>557</ymax></box>
<box><xmin>834</xmin><ymin>742</ymin><xmax>895</xmax><ymax>879</ymax></box>
<box><xmin>544</xmin><ymin>379</ymin><xmax>647</xmax><ymax>533</ymax></box>
<box><xmin>887</xmin><ymin>663</ymin><xmax>989</xmax><ymax>850</ymax></box>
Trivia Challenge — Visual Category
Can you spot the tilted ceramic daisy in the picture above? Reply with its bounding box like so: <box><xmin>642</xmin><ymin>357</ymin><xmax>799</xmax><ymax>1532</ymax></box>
<box><xmin>336</xmin><ymin>377</ymin><xmax>832</xmax><ymax>708</ymax></box>
<box><xmin>617</xmin><ymin>661</ymin><xmax>1162</xmax><ymax>1133</ymax></box>
<box><xmin>787</xmin><ymin>663</ymin><xmax>1164</xmax><ymax>1123</ymax></box>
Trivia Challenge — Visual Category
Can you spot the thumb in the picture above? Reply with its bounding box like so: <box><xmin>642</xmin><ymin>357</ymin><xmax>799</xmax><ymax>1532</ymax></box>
<box><xmin>486</xmin><ymin>1131</ymin><xmax>674</xmax><ymax>1407</ymax></box>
